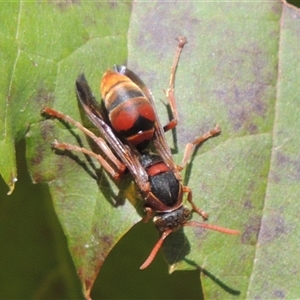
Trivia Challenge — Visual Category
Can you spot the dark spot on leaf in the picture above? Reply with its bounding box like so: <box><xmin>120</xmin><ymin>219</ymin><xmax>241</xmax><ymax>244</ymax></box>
<box><xmin>216</xmin><ymin>83</ymin><xmax>268</xmax><ymax>133</ymax></box>
<box><xmin>76</xmin><ymin>236</ymin><xmax>104</xmax><ymax>296</ymax></box>
<box><xmin>34</xmin><ymin>86</ymin><xmax>54</xmax><ymax>107</ymax></box>
<box><xmin>259</xmin><ymin>212</ymin><xmax>289</xmax><ymax>245</ymax></box>
<box><xmin>99</xmin><ymin>234</ymin><xmax>114</xmax><ymax>249</ymax></box>
<box><xmin>241</xmin><ymin>216</ymin><xmax>261</xmax><ymax>245</ymax></box>
<box><xmin>72</xmin><ymin>243</ymin><xmax>87</xmax><ymax>258</ymax></box>
<box><xmin>84</xmin><ymin>233</ymin><xmax>114</xmax><ymax>281</ymax></box>
<box><xmin>275</xmin><ymin>151</ymin><xmax>290</xmax><ymax>166</ymax></box>
<box><xmin>270</xmin><ymin>151</ymin><xmax>300</xmax><ymax>183</ymax></box>
<box><xmin>108</xmin><ymin>1</ymin><xmax>118</xmax><ymax>9</ymax></box>
<box><xmin>40</xmin><ymin>119</ymin><xmax>55</xmax><ymax>141</ymax></box>
<box><xmin>49</xmin><ymin>0</ymin><xmax>79</xmax><ymax>11</ymax></box>
<box><xmin>77</xmin><ymin>266</ymin><xmax>94</xmax><ymax>297</ymax></box>
<box><xmin>273</xmin><ymin>290</ymin><xmax>285</xmax><ymax>298</ymax></box>
<box><xmin>93</xmin><ymin>223</ymin><xmax>115</xmax><ymax>257</ymax></box>
<box><xmin>243</xmin><ymin>199</ymin><xmax>253</xmax><ymax>210</ymax></box>
<box><xmin>29</xmin><ymin>121</ymin><xmax>56</xmax><ymax>183</ymax></box>
<box><xmin>134</xmin><ymin>2</ymin><xmax>196</xmax><ymax>60</ymax></box>
<box><xmin>84</xmin><ymin>277</ymin><xmax>94</xmax><ymax>299</ymax></box>
<box><xmin>30</xmin><ymin>144</ymin><xmax>46</xmax><ymax>167</ymax></box>
<box><xmin>247</xmin><ymin>123</ymin><xmax>258</xmax><ymax>134</ymax></box>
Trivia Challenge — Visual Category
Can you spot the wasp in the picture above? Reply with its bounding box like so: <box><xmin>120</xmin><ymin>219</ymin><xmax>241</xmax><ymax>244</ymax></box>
<box><xmin>43</xmin><ymin>37</ymin><xmax>240</xmax><ymax>269</ymax></box>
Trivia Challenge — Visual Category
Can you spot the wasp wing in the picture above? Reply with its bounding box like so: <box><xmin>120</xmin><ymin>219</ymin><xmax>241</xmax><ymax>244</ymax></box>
<box><xmin>114</xmin><ymin>66</ymin><xmax>180</xmax><ymax>178</ymax></box>
<box><xmin>75</xmin><ymin>74</ymin><xmax>149</xmax><ymax>190</ymax></box>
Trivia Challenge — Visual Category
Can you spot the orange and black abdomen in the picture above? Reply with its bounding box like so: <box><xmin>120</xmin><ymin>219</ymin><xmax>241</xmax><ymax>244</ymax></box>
<box><xmin>101</xmin><ymin>70</ymin><xmax>156</xmax><ymax>150</ymax></box>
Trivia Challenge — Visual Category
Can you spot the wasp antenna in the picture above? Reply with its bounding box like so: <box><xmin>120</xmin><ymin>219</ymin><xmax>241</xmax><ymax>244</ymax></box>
<box><xmin>140</xmin><ymin>229</ymin><xmax>173</xmax><ymax>270</ymax></box>
<box><xmin>184</xmin><ymin>221</ymin><xmax>240</xmax><ymax>235</ymax></box>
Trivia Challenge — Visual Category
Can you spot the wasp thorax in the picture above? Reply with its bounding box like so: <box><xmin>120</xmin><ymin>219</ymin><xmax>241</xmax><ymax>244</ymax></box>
<box><xmin>153</xmin><ymin>205</ymin><xmax>191</xmax><ymax>232</ymax></box>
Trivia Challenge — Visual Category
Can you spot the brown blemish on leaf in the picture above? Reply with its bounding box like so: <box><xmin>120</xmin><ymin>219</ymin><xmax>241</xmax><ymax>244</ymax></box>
<box><xmin>71</xmin><ymin>243</ymin><xmax>88</xmax><ymax>262</ymax></box>
<box><xmin>48</xmin><ymin>0</ymin><xmax>79</xmax><ymax>11</ymax></box>
<box><xmin>40</xmin><ymin>120</ymin><xmax>55</xmax><ymax>142</ymax></box>
<box><xmin>243</xmin><ymin>199</ymin><xmax>254</xmax><ymax>210</ymax></box>
<box><xmin>93</xmin><ymin>223</ymin><xmax>115</xmax><ymax>262</ymax></box>
<box><xmin>34</xmin><ymin>120</ymin><xmax>56</xmax><ymax>168</ymax></box>
<box><xmin>75</xmin><ymin>232</ymin><xmax>115</xmax><ymax>295</ymax></box>
<box><xmin>30</xmin><ymin>144</ymin><xmax>46</xmax><ymax>167</ymax></box>
<box><xmin>273</xmin><ymin>290</ymin><xmax>285</xmax><ymax>299</ymax></box>
<box><xmin>134</xmin><ymin>2</ymin><xmax>198</xmax><ymax>61</ymax></box>
<box><xmin>34</xmin><ymin>86</ymin><xmax>54</xmax><ymax>107</ymax></box>
<box><xmin>108</xmin><ymin>1</ymin><xmax>119</xmax><ymax>9</ymax></box>
<box><xmin>77</xmin><ymin>266</ymin><xmax>94</xmax><ymax>300</ymax></box>
<box><xmin>216</xmin><ymin>83</ymin><xmax>269</xmax><ymax>133</ymax></box>
<box><xmin>213</xmin><ymin>38</ymin><xmax>276</xmax><ymax>134</ymax></box>
<box><xmin>29</xmin><ymin>121</ymin><xmax>56</xmax><ymax>183</ymax></box>
<box><xmin>247</xmin><ymin>123</ymin><xmax>258</xmax><ymax>134</ymax></box>
<box><xmin>241</xmin><ymin>216</ymin><xmax>261</xmax><ymax>245</ymax></box>
<box><xmin>97</xmin><ymin>234</ymin><xmax>114</xmax><ymax>255</ymax></box>
<box><xmin>259</xmin><ymin>212</ymin><xmax>288</xmax><ymax>245</ymax></box>
<box><xmin>270</xmin><ymin>151</ymin><xmax>300</xmax><ymax>183</ymax></box>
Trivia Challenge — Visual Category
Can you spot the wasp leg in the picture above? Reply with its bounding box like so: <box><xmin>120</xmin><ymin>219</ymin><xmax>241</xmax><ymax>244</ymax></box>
<box><xmin>52</xmin><ymin>141</ymin><xmax>125</xmax><ymax>180</ymax></box>
<box><xmin>43</xmin><ymin>107</ymin><xmax>126</xmax><ymax>179</ymax></box>
<box><xmin>180</xmin><ymin>125</ymin><xmax>221</xmax><ymax>170</ymax></box>
<box><xmin>142</xmin><ymin>207</ymin><xmax>155</xmax><ymax>223</ymax></box>
<box><xmin>163</xmin><ymin>36</ymin><xmax>187</xmax><ymax>132</ymax></box>
<box><xmin>183</xmin><ymin>186</ymin><xmax>208</xmax><ymax>220</ymax></box>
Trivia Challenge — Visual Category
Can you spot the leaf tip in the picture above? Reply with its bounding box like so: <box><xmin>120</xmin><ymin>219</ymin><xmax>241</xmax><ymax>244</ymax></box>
<box><xmin>7</xmin><ymin>176</ymin><xmax>18</xmax><ymax>195</ymax></box>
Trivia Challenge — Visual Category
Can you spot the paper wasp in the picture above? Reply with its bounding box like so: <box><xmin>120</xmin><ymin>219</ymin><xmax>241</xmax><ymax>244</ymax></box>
<box><xmin>42</xmin><ymin>37</ymin><xmax>239</xmax><ymax>269</ymax></box>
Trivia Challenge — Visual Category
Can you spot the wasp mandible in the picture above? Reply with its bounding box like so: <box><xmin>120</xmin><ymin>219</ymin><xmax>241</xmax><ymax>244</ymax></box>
<box><xmin>43</xmin><ymin>37</ymin><xmax>240</xmax><ymax>270</ymax></box>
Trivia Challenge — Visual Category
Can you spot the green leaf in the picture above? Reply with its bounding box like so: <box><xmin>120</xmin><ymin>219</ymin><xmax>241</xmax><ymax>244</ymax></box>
<box><xmin>2</xmin><ymin>0</ymin><xmax>300</xmax><ymax>299</ymax></box>
<box><xmin>0</xmin><ymin>3</ymin><xmax>19</xmax><ymax>194</ymax></box>
<box><xmin>247</xmin><ymin>3</ymin><xmax>300</xmax><ymax>299</ymax></box>
<box><xmin>127</xmin><ymin>1</ymin><xmax>300</xmax><ymax>299</ymax></box>
<box><xmin>1</xmin><ymin>1</ymin><xmax>132</xmax><ymax>298</ymax></box>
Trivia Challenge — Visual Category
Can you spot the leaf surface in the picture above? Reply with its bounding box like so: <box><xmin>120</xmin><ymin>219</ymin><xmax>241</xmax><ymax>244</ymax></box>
<box><xmin>1</xmin><ymin>1</ymin><xmax>300</xmax><ymax>299</ymax></box>
<box><xmin>127</xmin><ymin>1</ymin><xmax>300</xmax><ymax>299</ymax></box>
<box><xmin>0</xmin><ymin>1</ymin><xmax>132</xmax><ymax>298</ymax></box>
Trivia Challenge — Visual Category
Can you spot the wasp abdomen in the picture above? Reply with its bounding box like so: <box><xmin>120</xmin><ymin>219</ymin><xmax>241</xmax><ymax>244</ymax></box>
<box><xmin>149</xmin><ymin>171</ymin><xmax>179</xmax><ymax>207</ymax></box>
<box><xmin>101</xmin><ymin>70</ymin><xmax>156</xmax><ymax>149</ymax></box>
<box><xmin>141</xmin><ymin>153</ymin><xmax>180</xmax><ymax>209</ymax></box>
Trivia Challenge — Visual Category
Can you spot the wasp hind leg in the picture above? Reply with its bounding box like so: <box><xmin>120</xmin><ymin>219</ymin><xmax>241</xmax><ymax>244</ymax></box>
<box><xmin>52</xmin><ymin>140</ymin><xmax>126</xmax><ymax>180</ymax></box>
<box><xmin>43</xmin><ymin>107</ymin><xmax>126</xmax><ymax>180</ymax></box>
